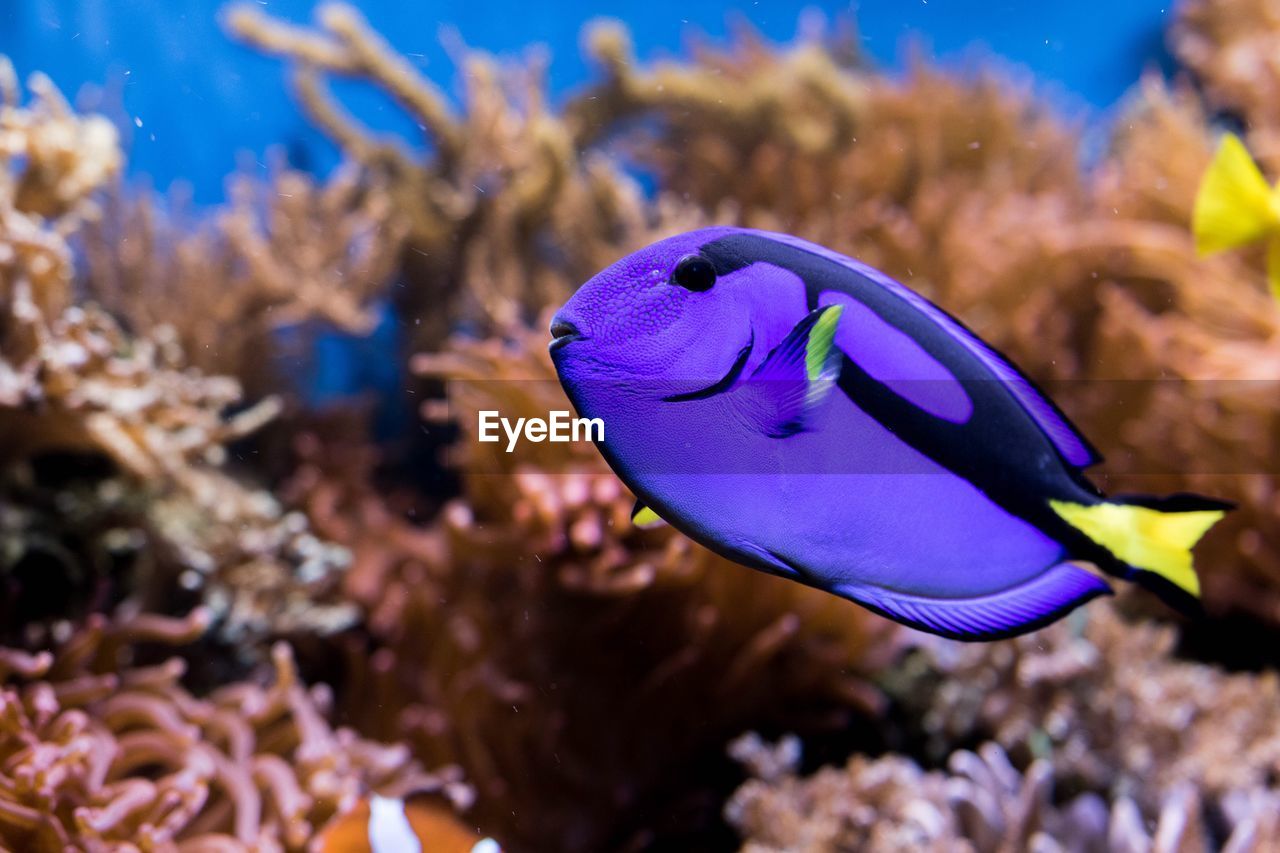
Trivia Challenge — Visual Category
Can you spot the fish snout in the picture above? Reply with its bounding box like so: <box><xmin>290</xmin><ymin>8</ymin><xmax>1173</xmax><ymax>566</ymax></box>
<box><xmin>549</xmin><ymin>314</ymin><xmax>586</xmax><ymax>352</ymax></box>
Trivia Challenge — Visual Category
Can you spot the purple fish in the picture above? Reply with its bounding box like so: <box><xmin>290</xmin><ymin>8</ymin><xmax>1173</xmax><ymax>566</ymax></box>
<box><xmin>549</xmin><ymin>227</ymin><xmax>1229</xmax><ymax>640</ymax></box>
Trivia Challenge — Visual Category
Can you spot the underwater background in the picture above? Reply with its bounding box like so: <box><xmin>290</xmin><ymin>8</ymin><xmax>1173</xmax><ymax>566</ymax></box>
<box><xmin>1</xmin><ymin>0</ymin><xmax>1280</xmax><ymax>850</ymax></box>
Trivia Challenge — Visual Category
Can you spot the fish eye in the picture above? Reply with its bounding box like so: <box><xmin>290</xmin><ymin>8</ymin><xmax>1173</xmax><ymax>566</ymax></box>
<box><xmin>671</xmin><ymin>255</ymin><xmax>717</xmax><ymax>291</ymax></box>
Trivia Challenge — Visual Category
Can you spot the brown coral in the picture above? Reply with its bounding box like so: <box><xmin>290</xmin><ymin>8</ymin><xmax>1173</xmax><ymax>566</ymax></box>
<box><xmin>0</xmin><ymin>607</ymin><xmax>467</xmax><ymax>851</ymax></box>
<box><xmin>0</xmin><ymin>251</ymin><xmax>356</xmax><ymax>648</ymax></box>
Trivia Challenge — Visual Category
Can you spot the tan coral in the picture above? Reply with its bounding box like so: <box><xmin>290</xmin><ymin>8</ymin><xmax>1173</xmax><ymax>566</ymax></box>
<box><xmin>726</xmin><ymin>735</ymin><xmax>1276</xmax><ymax>852</ymax></box>
<box><xmin>889</xmin><ymin>602</ymin><xmax>1280</xmax><ymax>823</ymax></box>
<box><xmin>0</xmin><ymin>58</ymin><xmax>119</xmax><ymax>325</ymax></box>
<box><xmin>81</xmin><ymin>161</ymin><xmax>405</xmax><ymax>386</ymax></box>
<box><xmin>225</xmin><ymin>2</ymin><xmax>677</xmax><ymax>342</ymax></box>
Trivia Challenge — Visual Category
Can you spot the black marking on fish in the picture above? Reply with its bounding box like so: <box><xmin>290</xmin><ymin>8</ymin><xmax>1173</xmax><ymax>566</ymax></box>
<box><xmin>662</xmin><ymin>329</ymin><xmax>755</xmax><ymax>402</ymax></box>
<box><xmin>701</xmin><ymin>232</ymin><xmax>1120</xmax><ymax>573</ymax></box>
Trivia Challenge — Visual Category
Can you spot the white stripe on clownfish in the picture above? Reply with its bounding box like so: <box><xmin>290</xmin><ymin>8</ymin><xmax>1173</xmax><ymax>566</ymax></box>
<box><xmin>363</xmin><ymin>794</ymin><xmax>502</xmax><ymax>853</ymax></box>
<box><xmin>369</xmin><ymin>794</ymin><xmax>422</xmax><ymax>853</ymax></box>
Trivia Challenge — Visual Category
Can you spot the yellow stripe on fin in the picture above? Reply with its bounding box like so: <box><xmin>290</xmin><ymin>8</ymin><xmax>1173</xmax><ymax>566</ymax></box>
<box><xmin>1049</xmin><ymin>500</ymin><xmax>1224</xmax><ymax>597</ymax></box>
<box><xmin>1193</xmin><ymin>133</ymin><xmax>1280</xmax><ymax>256</ymax></box>
<box><xmin>631</xmin><ymin>502</ymin><xmax>665</xmax><ymax>529</ymax></box>
<box><xmin>805</xmin><ymin>304</ymin><xmax>843</xmax><ymax>382</ymax></box>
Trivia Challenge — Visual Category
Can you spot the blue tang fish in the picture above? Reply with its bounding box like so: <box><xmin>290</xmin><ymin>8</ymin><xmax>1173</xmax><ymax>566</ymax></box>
<box><xmin>548</xmin><ymin>227</ymin><xmax>1230</xmax><ymax>640</ymax></box>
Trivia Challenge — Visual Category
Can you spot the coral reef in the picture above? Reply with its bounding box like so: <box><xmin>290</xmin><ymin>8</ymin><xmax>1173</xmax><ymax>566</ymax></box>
<box><xmin>0</xmin><ymin>62</ymin><xmax>355</xmax><ymax>648</ymax></box>
<box><xmin>0</xmin><ymin>56</ymin><xmax>118</xmax><ymax>324</ymax></box>
<box><xmin>889</xmin><ymin>602</ymin><xmax>1280</xmax><ymax>817</ymax></box>
<box><xmin>0</xmin><ymin>607</ymin><xmax>467</xmax><ymax>851</ymax></box>
<box><xmin>4</xmin><ymin>0</ymin><xmax>1280</xmax><ymax>850</ymax></box>
<box><xmin>727</xmin><ymin>734</ymin><xmax>1279</xmax><ymax>852</ymax></box>
<box><xmin>80</xmin><ymin>161</ymin><xmax>404</xmax><ymax>387</ymax></box>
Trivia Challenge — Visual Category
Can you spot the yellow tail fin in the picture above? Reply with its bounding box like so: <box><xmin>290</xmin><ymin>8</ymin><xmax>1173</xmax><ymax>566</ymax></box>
<box><xmin>1193</xmin><ymin>133</ymin><xmax>1280</xmax><ymax>256</ymax></box>
<box><xmin>1049</xmin><ymin>499</ymin><xmax>1226</xmax><ymax>598</ymax></box>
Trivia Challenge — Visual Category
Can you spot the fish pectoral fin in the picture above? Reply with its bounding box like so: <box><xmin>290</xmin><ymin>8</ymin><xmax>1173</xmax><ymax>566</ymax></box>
<box><xmin>1193</xmin><ymin>133</ymin><xmax>1279</xmax><ymax>255</ymax></box>
<box><xmin>836</xmin><ymin>562</ymin><xmax>1112</xmax><ymax>641</ymax></box>
<box><xmin>731</xmin><ymin>304</ymin><xmax>843</xmax><ymax>438</ymax></box>
<box><xmin>631</xmin><ymin>499</ymin><xmax>666</xmax><ymax>529</ymax></box>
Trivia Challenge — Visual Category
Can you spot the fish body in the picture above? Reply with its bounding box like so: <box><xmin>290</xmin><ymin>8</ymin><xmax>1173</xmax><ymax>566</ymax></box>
<box><xmin>550</xmin><ymin>227</ymin><xmax>1227</xmax><ymax>640</ymax></box>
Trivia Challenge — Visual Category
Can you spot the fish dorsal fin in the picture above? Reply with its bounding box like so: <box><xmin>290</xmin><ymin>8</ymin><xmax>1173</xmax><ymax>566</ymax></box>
<box><xmin>1194</xmin><ymin>133</ymin><xmax>1279</xmax><ymax>256</ymax></box>
<box><xmin>732</xmin><ymin>305</ymin><xmax>843</xmax><ymax>438</ymax></box>
<box><xmin>631</xmin><ymin>500</ymin><xmax>666</xmax><ymax>529</ymax></box>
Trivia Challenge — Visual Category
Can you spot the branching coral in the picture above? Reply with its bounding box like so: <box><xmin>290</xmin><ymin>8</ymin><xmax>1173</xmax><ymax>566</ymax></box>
<box><xmin>0</xmin><ymin>56</ymin><xmax>119</xmax><ymax>339</ymax></box>
<box><xmin>0</xmin><ymin>607</ymin><xmax>467</xmax><ymax>852</ymax></box>
<box><xmin>224</xmin><ymin>2</ymin><xmax>676</xmax><ymax>342</ymax></box>
<box><xmin>0</xmin><ymin>60</ymin><xmax>118</xmax><ymax>223</ymax></box>
<box><xmin>886</xmin><ymin>601</ymin><xmax>1280</xmax><ymax>831</ymax></box>
<box><xmin>726</xmin><ymin>735</ymin><xmax>1278</xmax><ymax>852</ymax></box>
<box><xmin>0</xmin><ymin>240</ymin><xmax>354</xmax><ymax>650</ymax></box>
<box><xmin>570</xmin><ymin>19</ymin><xmax>866</xmax><ymax>156</ymax></box>
<box><xmin>80</xmin><ymin>162</ymin><xmax>405</xmax><ymax>386</ymax></box>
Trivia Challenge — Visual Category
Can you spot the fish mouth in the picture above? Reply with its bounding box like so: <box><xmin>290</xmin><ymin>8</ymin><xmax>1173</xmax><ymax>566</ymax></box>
<box><xmin>549</xmin><ymin>317</ymin><xmax>585</xmax><ymax>352</ymax></box>
<box><xmin>663</xmin><ymin>329</ymin><xmax>754</xmax><ymax>402</ymax></box>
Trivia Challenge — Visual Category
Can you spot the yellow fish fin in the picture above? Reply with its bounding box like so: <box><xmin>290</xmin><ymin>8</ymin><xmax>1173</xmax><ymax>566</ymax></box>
<box><xmin>1049</xmin><ymin>499</ymin><xmax>1226</xmax><ymax>598</ymax></box>
<box><xmin>1193</xmin><ymin>133</ymin><xmax>1279</xmax><ymax>256</ymax></box>
<box><xmin>631</xmin><ymin>501</ymin><xmax>665</xmax><ymax>529</ymax></box>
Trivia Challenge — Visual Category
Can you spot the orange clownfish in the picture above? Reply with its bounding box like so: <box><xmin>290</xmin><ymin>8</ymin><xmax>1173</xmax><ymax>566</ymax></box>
<box><xmin>316</xmin><ymin>794</ymin><xmax>500</xmax><ymax>853</ymax></box>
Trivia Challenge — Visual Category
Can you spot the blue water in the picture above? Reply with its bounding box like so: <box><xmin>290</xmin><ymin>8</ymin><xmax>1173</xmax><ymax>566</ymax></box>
<box><xmin>2</xmin><ymin>0</ymin><xmax>1175</xmax><ymax>205</ymax></box>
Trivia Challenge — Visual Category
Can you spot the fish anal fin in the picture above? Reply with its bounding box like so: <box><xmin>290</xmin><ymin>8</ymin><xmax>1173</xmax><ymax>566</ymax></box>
<box><xmin>837</xmin><ymin>562</ymin><xmax>1112</xmax><ymax>641</ymax></box>
<box><xmin>631</xmin><ymin>499</ymin><xmax>666</xmax><ymax>529</ymax></box>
